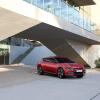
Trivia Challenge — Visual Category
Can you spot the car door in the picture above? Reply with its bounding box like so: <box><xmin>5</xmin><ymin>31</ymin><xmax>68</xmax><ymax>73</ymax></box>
<box><xmin>45</xmin><ymin>58</ymin><xmax>57</xmax><ymax>74</ymax></box>
<box><xmin>42</xmin><ymin>58</ymin><xmax>51</xmax><ymax>72</ymax></box>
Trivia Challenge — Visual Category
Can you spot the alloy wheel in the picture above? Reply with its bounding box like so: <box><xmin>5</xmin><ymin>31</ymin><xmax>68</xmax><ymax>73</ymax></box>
<box><xmin>37</xmin><ymin>67</ymin><xmax>44</xmax><ymax>75</ymax></box>
<box><xmin>57</xmin><ymin>68</ymin><xmax>64</xmax><ymax>79</ymax></box>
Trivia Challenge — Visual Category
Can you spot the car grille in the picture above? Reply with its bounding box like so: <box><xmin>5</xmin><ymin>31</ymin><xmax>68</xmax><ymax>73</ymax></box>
<box><xmin>74</xmin><ymin>72</ymin><xmax>83</xmax><ymax>75</ymax></box>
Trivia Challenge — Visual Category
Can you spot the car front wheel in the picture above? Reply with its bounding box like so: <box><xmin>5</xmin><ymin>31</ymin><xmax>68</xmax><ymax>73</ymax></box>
<box><xmin>57</xmin><ymin>68</ymin><xmax>64</xmax><ymax>79</ymax></box>
<box><xmin>37</xmin><ymin>66</ymin><xmax>44</xmax><ymax>75</ymax></box>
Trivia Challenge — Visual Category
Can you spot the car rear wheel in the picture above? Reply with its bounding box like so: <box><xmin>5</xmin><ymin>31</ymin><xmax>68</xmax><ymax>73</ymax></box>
<box><xmin>37</xmin><ymin>66</ymin><xmax>44</xmax><ymax>75</ymax></box>
<box><xmin>57</xmin><ymin>68</ymin><xmax>64</xmax><ymax>79</ymax></box>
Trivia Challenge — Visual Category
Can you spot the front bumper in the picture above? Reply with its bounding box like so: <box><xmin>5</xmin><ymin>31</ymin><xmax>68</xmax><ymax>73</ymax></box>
<box><xmin>64</xmin><ymin>69</ymin><xmax>85</xmax><ymax>77</ymax></box>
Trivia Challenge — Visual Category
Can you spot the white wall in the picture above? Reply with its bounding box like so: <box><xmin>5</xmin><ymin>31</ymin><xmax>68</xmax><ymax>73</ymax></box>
<box><xmin>9</xmin><ymin>46</ymin><xmax>29</xmax><ymax>64</ymax></box>
<box><xmin>68</xmin><ymin>40</ymin><xmax>89</xmax><ymax>64</ymax></box>
<box><xmin>68</xmin><ymin>40</ymin><xmax>100</xmax><ymax>68</ymax></box>
<box><xmin>87</xmin><ymin>45</ymin><xmax>100</xmax><ymax>68</ymax></box>
<box><xmin>21</xmin><ymin>46</ymin><xmax>55</xmax><ymax>67</ymax></box>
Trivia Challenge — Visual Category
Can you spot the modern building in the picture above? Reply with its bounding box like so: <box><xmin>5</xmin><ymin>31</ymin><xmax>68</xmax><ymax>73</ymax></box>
<box><xmin>91</xmin><ymin>0</ymin><xmax>100</xmax><ymax>35</ymax></box>
<box><xmin>0</xmin><ymin>0</ymin><xmax>100</xmax><ymax>68</ymax></box>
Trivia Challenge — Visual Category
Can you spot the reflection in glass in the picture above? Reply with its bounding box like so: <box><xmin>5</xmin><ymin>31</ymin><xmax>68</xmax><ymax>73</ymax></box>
<box><xmin>23</xmin><ymin>0</ymin><xmax>94</xmax><ymax>32</ymax></box>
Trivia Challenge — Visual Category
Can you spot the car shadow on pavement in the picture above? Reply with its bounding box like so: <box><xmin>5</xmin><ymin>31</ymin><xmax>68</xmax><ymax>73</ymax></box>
<box><xmin>42</xmin><ymin>73</ymin><xmax>84</xmax><ymax>79</ymax></box>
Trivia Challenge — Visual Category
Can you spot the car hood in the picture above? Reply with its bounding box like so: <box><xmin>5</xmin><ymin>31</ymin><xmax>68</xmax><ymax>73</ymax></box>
<box><xmin>59</xmin><ymin>63</ymin><xmax>84</xmax><ymax>69</ymax></box>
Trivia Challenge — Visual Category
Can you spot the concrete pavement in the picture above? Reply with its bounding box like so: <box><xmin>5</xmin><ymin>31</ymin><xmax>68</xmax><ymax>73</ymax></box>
<box><xmin>0</xmin><ymin>65</ymin><xmax>44</xmax><ymax>88</ymax></box>
<box><xmin>0</xmin><ymin>65</ymin><xmax>100</xmax><ymax>100</ymax></box>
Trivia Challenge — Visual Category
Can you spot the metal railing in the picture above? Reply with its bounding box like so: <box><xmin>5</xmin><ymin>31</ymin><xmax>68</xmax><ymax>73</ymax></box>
<box><xmin>24</xmin><ymin>0</ymin><xmax>95</xmax><ymax>32</ymax></box>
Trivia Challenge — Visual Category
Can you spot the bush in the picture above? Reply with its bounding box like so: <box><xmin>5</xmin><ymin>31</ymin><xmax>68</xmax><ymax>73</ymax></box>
<box><xmin>95</xmin><ymin>58</ymin><xmax>100</xmax><ymax>68</ymax></box>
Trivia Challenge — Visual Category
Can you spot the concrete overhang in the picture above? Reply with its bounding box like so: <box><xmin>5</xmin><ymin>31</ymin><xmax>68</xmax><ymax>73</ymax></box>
<box><xmin>14</xmin><ymin>23</ymin><xmax>100</xmax><ymax>50</ymax></box>
<box><xmin>67</xmin><ymin>0</ymin><xmax>96</xmax><ymax>6</ymax></box>
<box><xmin>13</xmin><ymin>23</ymin><xmax>98</xmax><ymax>65</ymax></box>
<box><xmin>0</xmin><ymin>6</ymin><xmax>100</xmax><ymax>47</ymax></box>
<box><xmin>0</xmin><ymin>0</ymin><xmax>100</xmax><ymax>43</ymax></box>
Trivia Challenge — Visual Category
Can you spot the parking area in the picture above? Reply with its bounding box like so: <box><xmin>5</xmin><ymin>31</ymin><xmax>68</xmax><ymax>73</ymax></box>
<box><xmin>0</xmin><ymin>65</ymin><xmax>45</xmax><ymax>88</ymax></box>
<box><xmin>0</xmin><ymin>65</ymin><xmax>100</xmax><ymax>100</ymax></box>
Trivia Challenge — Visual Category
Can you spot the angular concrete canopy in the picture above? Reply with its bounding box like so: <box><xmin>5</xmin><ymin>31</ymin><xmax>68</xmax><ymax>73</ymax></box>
<box><xmin>13</xmin><ymin>23</ymin><xmax>100</xmax><ymax>65</ymax></box>
<box><xmin>0</xmin><ymin>4</ymin><xmax>99</xmax><ymax>66</ymax></box>
<box><xmin>14</xmin><ymin>23</ymin><xmax>100</xmax><ymax>46</ymax></box>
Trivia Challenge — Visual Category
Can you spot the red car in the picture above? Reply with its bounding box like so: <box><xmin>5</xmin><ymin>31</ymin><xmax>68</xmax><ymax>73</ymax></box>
<box><xmin>37</xmin><ymin>56</ymin><xmax>85</xmax><ymax>78</ymax></box>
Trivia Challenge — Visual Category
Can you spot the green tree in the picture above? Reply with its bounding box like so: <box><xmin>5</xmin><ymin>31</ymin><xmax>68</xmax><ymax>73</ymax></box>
<box><xmin>95</xmin><ymin>58</ymin><xmax>100</xmax><ymax>68</ymax></box>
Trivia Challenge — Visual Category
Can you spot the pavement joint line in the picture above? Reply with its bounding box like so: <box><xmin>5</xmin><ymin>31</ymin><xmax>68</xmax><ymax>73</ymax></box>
<box><xmin>89</xmin><ymin>92</ymin><xmax>100</xmax><ymax>100</ymax></box>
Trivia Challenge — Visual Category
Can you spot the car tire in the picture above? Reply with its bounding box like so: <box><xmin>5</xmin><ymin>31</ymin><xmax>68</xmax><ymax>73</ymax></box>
<box><xmin>37</xmin><ymin>66</ymin><xmax>44</xmax><ymax>75</ymax></box>
<box><xmin>57</xmin><ymin>68</ymin><xmax>65</xmax><ymax>79</ymax></box>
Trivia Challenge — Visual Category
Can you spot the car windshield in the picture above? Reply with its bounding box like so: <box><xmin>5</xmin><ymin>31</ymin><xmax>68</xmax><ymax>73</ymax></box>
<box><xmin>55</xmin><ymin>58</ymin><xmax>75</xmax><ymax>63</ymax></box>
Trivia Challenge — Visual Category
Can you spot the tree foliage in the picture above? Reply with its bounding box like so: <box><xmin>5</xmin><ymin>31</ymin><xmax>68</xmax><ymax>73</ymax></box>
<box><xmin>95</xmin><ymin>58</ymin><xmax>100</xmax><ymax>68</ymax></box>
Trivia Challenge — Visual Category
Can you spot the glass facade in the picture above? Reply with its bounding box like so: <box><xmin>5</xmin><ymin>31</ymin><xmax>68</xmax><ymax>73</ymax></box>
<box><xmin>0</xmin><ymin>43</ymin><xmax>9</xmax><ymax>65</ymax></box>
<box><xmin>24</xmin><ymin>0</ymin><xmax>95</xmax><ymax>32</ymax></box>
<box><xmin>0</xmin><ymin>36</ymin><xmax>41</xmax><ymax>64</ymax></box>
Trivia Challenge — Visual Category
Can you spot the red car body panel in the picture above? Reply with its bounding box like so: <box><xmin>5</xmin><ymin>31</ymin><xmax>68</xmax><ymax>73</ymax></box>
<box><xmin>38</xmin><ymin>62</ymin><xmax>58</xmax><ymax>74</ymax></box>
<box><xmin>37</xmin><ymin>56</ymin><xmax>85</xmax><ymax>77</ymax></box>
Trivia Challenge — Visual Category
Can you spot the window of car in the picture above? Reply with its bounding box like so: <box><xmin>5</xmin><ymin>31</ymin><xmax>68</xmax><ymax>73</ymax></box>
<box><xmin>43</xmin><ymin>58</ymin><xmax>50</xmax><ymax>62</ymax></box>
<box><xmin>54</xmin><ymin>58</ymin><xmax>75</xmax><ymax>63</ymax></box>
<box><xmin>43</xmin><ymin>58</ymin><xmax>58</xmax><ymax>63</ymax></box>
<box><xmin>48</xmin><ymin>58</ymin><xmax>58</xmax><ymax>63</ymax></box>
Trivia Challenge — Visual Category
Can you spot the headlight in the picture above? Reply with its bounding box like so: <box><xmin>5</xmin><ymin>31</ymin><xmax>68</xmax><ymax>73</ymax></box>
<box><xmin>65</xmin><ymin>67</ymin><xmax>74</xmax><ymax>71</ymax></box>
